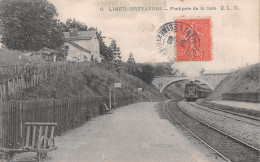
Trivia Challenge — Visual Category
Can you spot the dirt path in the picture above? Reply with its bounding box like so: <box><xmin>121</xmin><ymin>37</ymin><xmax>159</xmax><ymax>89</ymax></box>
<box><xmin>43</xmin><ymin>102</ymin><xmax>221</xmax><ymax>162</ymax></box>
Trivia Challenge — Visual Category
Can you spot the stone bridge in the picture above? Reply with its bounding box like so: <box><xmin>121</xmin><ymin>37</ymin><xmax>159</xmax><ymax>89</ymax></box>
<box><xmin>152</xmin><ymin>73</ymin><xmax>229</xmax><ymax>93</ymax></box>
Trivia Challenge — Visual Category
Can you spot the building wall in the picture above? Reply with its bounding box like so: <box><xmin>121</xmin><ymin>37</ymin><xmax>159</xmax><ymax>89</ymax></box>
<box><xmin>74</xmin><ymin>40</ymin><xmax>91</xmax><ymax>51</ymax></box>
<box><xmin>63</xmin><ymin>32</ymin><xmax>101</xmax><ymax>62</ymax></box>
<box><xmin>91</xmin><ymin>35</ymin><xmax>101</xmax><ymax>62</ymax></box>
<box><xmin>64</xmin><ymin>42</ymin><xmax>90</xmax><ymax>62</ymax></box>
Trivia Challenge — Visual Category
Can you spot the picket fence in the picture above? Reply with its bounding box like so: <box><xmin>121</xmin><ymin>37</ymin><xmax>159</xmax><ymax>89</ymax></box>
<box><xmin>0</xmin><ymin>61</ymin><xmax>97</xmax><ymax>101</ymax></box>
<box><xmin>0</xmin><ymin>95</ymin><xmax>137</xmax><ymax>149</ymax></box>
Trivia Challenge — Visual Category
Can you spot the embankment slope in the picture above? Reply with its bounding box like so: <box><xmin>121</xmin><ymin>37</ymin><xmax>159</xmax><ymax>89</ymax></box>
<box><xmin>207</xmin><ymin>63</ymin><xmax>260</xmax><ymax>101</ymax></box>
<box><xmin>10</xmin><ymin>65</ymin><xmax>165</xmax><ymax>101</ymax></box>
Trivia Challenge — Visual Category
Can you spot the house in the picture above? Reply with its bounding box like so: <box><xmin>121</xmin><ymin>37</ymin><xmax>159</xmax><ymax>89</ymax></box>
<box><xmin>34</xmin><ymin>48</ymin><xmax>59</xmax><ymax>62</ymax></box>
<box><xmin>36</xmin><ymin>47</ymin><xmax>66</xmax><ymax>62</ymax></box>
<box><xmin>25</xmin><ymin>48</ymin><xmax>65</xmax><ymax>62</ymax></box>
<box><xmin>0</xmin><ymin>47</ymin><xmax>65</xmax><ymax>64</ymax></box>
<box><xmin>63</xmin><ymin>28</ymin><xmax>102</xmax><ymax>62</ymax></box>
<box><xmin>17</xmin><ymin>47</ymin><xmax>66</xmax><ymax>63</ymax></box>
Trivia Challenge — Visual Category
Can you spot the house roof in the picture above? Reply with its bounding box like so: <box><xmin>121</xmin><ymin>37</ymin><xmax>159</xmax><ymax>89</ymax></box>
<box><xmin>36</xmin><ymin>47</ymin><xmax>59</xmax><ymax>55</ymax></box>
<box><xmin>66</xmin><ymin>41</ymin><xmax>91</xmax><ymax>53</ymax></box>
<box><xmin>63</xmin><ymin>31</ymin><xmax>97</xmax><ymax>40</ymax></box>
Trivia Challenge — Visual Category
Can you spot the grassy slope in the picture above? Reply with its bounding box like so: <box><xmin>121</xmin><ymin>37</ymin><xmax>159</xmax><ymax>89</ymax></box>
<box><xmin>10</xmin><ymin>65</ymin><xmax>165</xmax><ymax>101</ymax></box>
<box><xmin>207</xmin><ymin>63</ymin><xmax>260</xmax><ymax>101</ymax></box>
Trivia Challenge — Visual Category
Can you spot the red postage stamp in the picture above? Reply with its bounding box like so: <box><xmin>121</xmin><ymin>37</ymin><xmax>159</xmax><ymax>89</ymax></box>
<box><xmin>175</xmin><ymin>18</ymin><xmax>211</xmax><ymax>61</ymax></box>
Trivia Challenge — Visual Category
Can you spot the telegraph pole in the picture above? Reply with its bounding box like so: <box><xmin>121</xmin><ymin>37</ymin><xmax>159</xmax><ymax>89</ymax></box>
<box><xmin>109</xmin><ymin>39</ymin><xmax>121</xmax><ymax>109</ymax></box>
<box><xmin>112</xmin><ymin>47</ymin><xmax>120</xmax><ymax>108</ymax></box>
<box><xmin>112</xmin><ymin>47</ymin><xmax>115</xmax><ymax>108</ymax></box>
<box><xmin>109</xmin><ymin>86</ymin><xmax>112</xmax><ymax>111</ymax></box>
<box><xmin>113</xmin><ymin>83</ymin><xmax>115</xmax><ymax>109</ymax></box>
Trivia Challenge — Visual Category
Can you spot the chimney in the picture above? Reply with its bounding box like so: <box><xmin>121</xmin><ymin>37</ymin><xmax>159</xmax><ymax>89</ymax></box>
<box><xmin>69</xmin><ymin>28</ymin><xmax>78</xmax><ymax>37</ymax></box>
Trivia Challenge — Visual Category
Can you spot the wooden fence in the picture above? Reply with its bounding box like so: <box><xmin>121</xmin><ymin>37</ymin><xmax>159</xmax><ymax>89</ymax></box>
<box><xmin>0</xmin><ymin>61</ymin><xmax>95</xmax><ymax>77</ymax></box>
<box><xmin>0</xmin><ymin>61</ymin><xmax>97</xmax><ymax>101</ymax></box>
<box><xmin>0</xmin><ymin>95</ymin><xmax>137</xmax><ymax>149</ymax></box>
<box><xmin>222</xmin><ymin>92</ymin><xmax>260</xmax><ymax>103</ymax></box>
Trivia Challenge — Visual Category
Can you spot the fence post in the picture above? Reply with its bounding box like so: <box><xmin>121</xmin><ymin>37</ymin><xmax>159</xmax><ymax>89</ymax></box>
<box><xmin>132</xmin><ymin>90</ymin><xmax>135</xmax><ymax>103</ymax></box>
<box><xmin>0</xmin><ymin>89</ymin><xmax>2</xmax><ymax>102</ymax></box>
<box><xmin>52</xmin><ymin>99</ymin><xmax>55</xmax><ymax>123</ymax></box>
<box><xmin>3</xmin><ymin>82</ymin><xmax>6</xmax><ymax>101</ymax></box>
<box><xmin>66</xmin><ymin>99</ymin><xmax>69</xmax><ymax>129</ymax></box>
<box><xmin>7</xmin><ymin>80</ymin><xmax>10</xmax><ymax>100</ymax></box>
<box><xmin>0</xmin><ymin>101</ymin><xmax>2</xmax><ymax>147</ymax></box>
<box><xmin>16</xmin><ymin>76</ymin><xmax>19</xmax><ymax>93</ymax></box>
<box><xmin>19</xmin><ymin>102</ymin><xmax>23</xmax><ymax>142</ymax></box>
<box><xmin>21</xmin><ymin>74</ymin><xmax>24</xmax><ymax>89</ymax></box>
<box><xmin>33</xmin><ymin>70</ymin><xmax>35</xmax><ymax>86</ymax></box>
<box><xmin>92</xmin><ymin>97</ymin><xmax>95</xmax><ymax>116</ymax></box>
<box><xmin>12</xmin><ymin>78</ymin><xmax>14</xmax><ymax>94</ymax></box>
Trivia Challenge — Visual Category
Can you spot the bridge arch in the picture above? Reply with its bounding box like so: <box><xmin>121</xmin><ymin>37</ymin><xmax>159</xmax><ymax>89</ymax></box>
<box><xmin>160</xmin><ymin>77</ymin><xmax>214</xmax><ymax>93</ymax></box>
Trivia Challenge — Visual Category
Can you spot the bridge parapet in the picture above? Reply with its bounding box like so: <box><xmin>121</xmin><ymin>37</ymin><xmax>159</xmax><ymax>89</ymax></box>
<box><xmin>152</xmin><ymin>73</ymin><xmax>228</xmax><ymax>93</ymax></box>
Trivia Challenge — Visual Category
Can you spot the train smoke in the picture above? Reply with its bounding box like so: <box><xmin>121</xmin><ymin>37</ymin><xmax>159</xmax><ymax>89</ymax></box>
<box><xmin>172</xmin><ymin>62</ymin><xmax>204</xmax><ymax>80</ymax></box>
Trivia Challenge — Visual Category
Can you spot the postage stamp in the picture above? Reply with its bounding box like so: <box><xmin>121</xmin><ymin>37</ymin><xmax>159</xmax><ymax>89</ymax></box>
<box><xmin>156</xmin><ymin>18</ymin><xmax>212</xmax><ymax>62</ymax></box>
<box><xmin>175</xmin><ymin>18</ymin><xmax>211</xmax><ymax>61</ymax></box>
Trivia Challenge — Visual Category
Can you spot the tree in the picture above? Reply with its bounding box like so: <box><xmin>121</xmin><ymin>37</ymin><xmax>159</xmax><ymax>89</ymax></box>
<box><xmin>127</xmin><ymin>52</ymin><xmax>135</xmax><ymax>74</ymax></box>
<box><xmin>109</xmin><ymin>39</ymin><xmax>121</xmax><ymax>64</ymax></box>
<box><xmin>153</xmin><ymin>62</ymin><xmax>173</xmax><ymax>76</ymax></box>
<box><xmin>134</xmin><ymin>64</ymin><xmax>155</xmax><ymax>84</ymax></box>
<box><xmin>127</xmin><ymin>52</ymin><xmax>135</xmax><ymax>64</ymax></box>
<box><xmin>200</xmin><ymin>68</ymin><xmax>205</xmax><ymax>74</ymax></box>
<box><xmin>96</xmin><ymin>31</ymin><xmax>113</xmax><ymax>62</ymax></box>
<box><xmin>0</xmin><ymin>0</ymin><xmax>64</xmax><ymax>51</ymax></box>
<box><xmin>60</xmin><ymin>18</ymin><xmax>88</xmax><ymax>32</ymax></box>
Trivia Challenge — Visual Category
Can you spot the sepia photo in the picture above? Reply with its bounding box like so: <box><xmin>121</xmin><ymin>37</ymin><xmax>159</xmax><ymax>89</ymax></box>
<box><xmin>0</xmin><ymin>0</ymin><xmax>259</xmax><ymax>161</ymax></box>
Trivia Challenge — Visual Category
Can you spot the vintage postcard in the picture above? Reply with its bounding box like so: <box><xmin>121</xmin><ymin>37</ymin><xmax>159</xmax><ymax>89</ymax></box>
<box><xmin>0</xmin><ymin>0</ymin><xmax>259</xmax><ymax>161</ymax></box>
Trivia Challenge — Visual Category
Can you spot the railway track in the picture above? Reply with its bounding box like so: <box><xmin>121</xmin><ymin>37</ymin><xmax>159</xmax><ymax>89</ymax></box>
<box><xmin>187</xmin><ymin>102</ymin><xmax>260</xmax><ymax>127</ymax></box>
<box><xmin>191</xmin><ymin>102</ymin><xmax>260</xmax><ymax>122</ymax></box>
<box><xmin>165</xmin><ymin>100</ymin><xmax>260</xmax><ymax>162</ymax></box>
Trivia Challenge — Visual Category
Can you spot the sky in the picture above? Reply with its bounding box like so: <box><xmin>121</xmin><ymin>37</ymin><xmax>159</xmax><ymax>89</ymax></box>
<box><xmin>49</xmin><ymin>0</ymin><xmax>259</xmax><ymax>74</ymax></box>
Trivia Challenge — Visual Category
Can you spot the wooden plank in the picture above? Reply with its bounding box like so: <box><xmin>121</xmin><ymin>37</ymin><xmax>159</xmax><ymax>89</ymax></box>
<box><xmin>25</xmin><ymin>122</ymin><xmax>57</xmax><ymax>126</ymax></box>
<box><xmin>13</xmin><ymin>103</ymin><xmax>17</xmax><ymax>149</ymax></box>
<box><xmin>32</xmin><ymin>126</ymin><xmax>36</xmax><ymax>148</ymax></box>
<box><xmin>0</xmin><ymin>102</ymin><xmax>2</xmax><ymax>147</ymax></box>
<box><xmin>11</xmin><ymin>103</ymin><xmax>14</xmax><ymax>148</ymax></box>
<box><xmin>50</xmin><ymin>126</ymin><xmax>55</xmax><ymax>147</ymax></box>
<box><xmin>35</xmin><ymin>146</ymin><xmax>57</xmax><ymax>153</ymax></box>
<box><xmin>19</xmin><ymin>102</ymin><xmax>23</xmax><ymax>143</ymax></box>
<box><xmin>43</xmin><ymin>126</ymin><xmax>48</xmax><ymax>149</ymax></box>
<box><xmin>25</xmin><ymin>125</ymin><xmax>30</xmax><ymax>147</ymax></box>
<box><xmin>0</xmin><ymin>148</ymin><xmax>27</xmax><ymax>153</ymax></box>
<box><xmin>3</xmin><ymin>103</ymin><xmax>7</xmax><ymax>147</ymax></box>
<box><xmin>37</xmin><ymin>126</ymin><xmax>42</xmax><ymax>149</ymax></box>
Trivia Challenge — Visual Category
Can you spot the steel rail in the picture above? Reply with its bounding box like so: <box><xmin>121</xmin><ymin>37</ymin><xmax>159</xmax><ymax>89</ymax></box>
<box><xmin>175</xmin><ymin>101</ymin><xmax>260</xmax><ymax>152</ymax></box>
<box><xmin>164</xmin><ymin>100</ymin><xmax>231</xmax><ymax>162</ymax></box>
<box><xmin>165</xmin><ymin>100</ymin><xmax>260</xmax><ymax>162</ymax></box>
<box><xmin>187</xmin><ymin>102</ymin><xmax>260</xmax><ymax>126</ymax></box>
<box><xmin>194</xmin><ymin>102</ymin><xmax>260</xmax><ymax>122</ymax></box>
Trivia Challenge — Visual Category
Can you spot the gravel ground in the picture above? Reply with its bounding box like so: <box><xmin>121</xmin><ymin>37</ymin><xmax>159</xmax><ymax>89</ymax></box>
<box><xmin>178</xmin><ymin>101</ymin><xmax>260</xmax><ymax>149</ymax></box>
<box><xmin>209</xmin><ymin>100</ymin><xmax>260</xmax><ymax>111</ymax></box>
<box><xmin>10</xmin><ymin>102</ymin><xmax>222</xmax><ymax>162</ymax></box>
<box><xmin>168</xmin><ymin>101</ymin><xmax>259</xmax><ymax>162</ymax></box>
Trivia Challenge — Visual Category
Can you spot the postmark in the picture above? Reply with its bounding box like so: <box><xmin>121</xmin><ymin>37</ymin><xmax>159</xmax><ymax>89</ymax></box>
<box><xmin>156</xmin><ymin>18</ymin><xmax>212</xmax><ymax>61</ymax></box>
<box><xmin>156</xmin><ymin>22</ymin><xmax>175</xmax><ymax>59</ymax></box>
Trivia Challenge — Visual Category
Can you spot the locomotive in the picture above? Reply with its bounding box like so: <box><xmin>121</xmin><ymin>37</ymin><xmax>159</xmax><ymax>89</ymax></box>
<box><xmin>185</xmin><ymin>81</ymin><xmax>212</xmax><ymax>101</ymax></box>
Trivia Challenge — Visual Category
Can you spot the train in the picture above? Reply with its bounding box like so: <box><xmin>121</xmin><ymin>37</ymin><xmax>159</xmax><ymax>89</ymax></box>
<box><xmin>184</xmin><ymin>81</ymin><xmax>212</xmax><ymax>101</ymax></box>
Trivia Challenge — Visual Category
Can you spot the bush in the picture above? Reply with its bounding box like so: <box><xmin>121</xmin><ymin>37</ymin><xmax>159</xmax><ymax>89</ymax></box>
<box><xmin>133</xmin><ymin>64</ymin><xmax>155</xmax><ymax>84</ymax></box>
